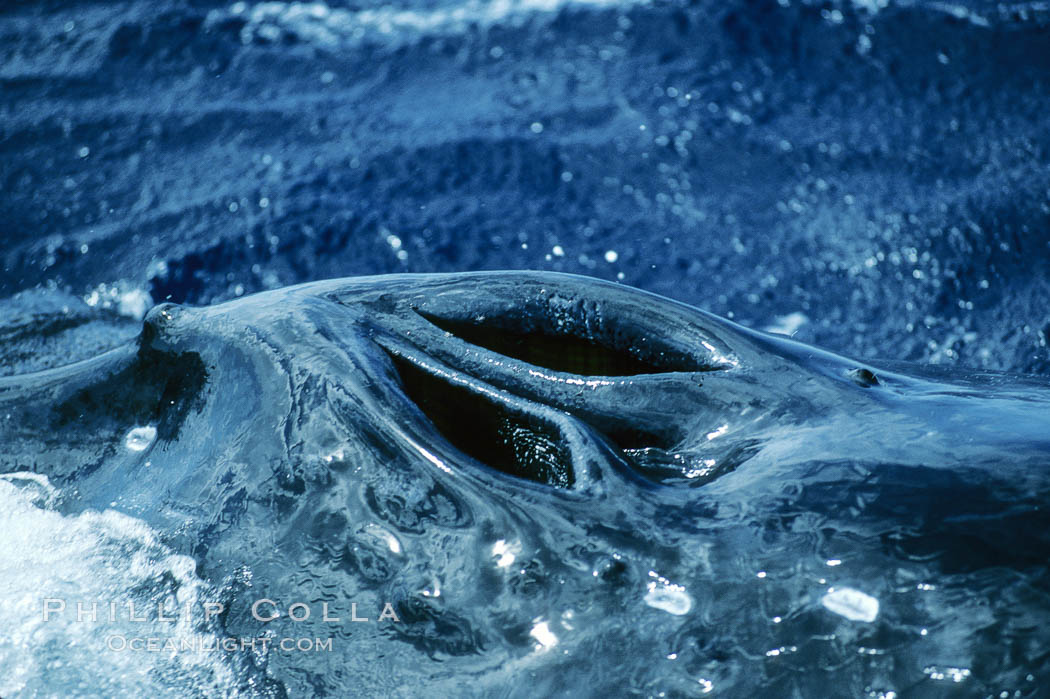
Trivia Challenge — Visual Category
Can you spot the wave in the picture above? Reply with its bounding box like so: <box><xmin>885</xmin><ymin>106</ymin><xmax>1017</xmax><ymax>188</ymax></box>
<box><xmin>213</xmin><ymin>0</ymin><xmax>649</xmax><ymax>50</ymax></box>
<box><xmin>211</xmin><ymin>0</ymin><xmax>1050</xmax><ymax>51</ymax></box>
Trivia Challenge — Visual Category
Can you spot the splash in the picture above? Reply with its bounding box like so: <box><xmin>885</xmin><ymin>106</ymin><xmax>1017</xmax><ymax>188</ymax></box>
<box><xmin>214</xmin><ymin>0</ymin><xmax>649</xmax><ymax>48</ymax></box>
<box><xmin>0</xmin><ymin>474</ymin><xmax>245</xmax><ymax>696</ymax></box>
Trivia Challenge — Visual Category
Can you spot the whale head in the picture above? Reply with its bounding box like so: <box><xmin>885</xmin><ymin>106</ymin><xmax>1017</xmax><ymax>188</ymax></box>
<box><xmin>3</xmin><ymin>271</ymin><xmax>1049</xmax><ymax>695</ymax></box>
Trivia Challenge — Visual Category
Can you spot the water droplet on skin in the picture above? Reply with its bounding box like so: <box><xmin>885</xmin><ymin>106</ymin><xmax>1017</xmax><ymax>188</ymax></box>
<box><xmin>821</xmin><ymin>587</ymin><xmax>879</xmax><ymax>622</ymax></box>
<box><xmin>644</xmin><ymin>584</ymin><xmax>692</xmax><ymax>615</ymax></box>
<box><xmin>644</xmin><ymin>572</ymin><xmax>692</xmax><ymax>615</ymax></box>
<box><xmin>530</xmin><ymin>620</ymin><xmax>558</xmax><ymax>649</ymax></box>
<box><xmin>124</xmin><ymin>426</ymin><xmax>157</xmax><ymax>452</ymax></box>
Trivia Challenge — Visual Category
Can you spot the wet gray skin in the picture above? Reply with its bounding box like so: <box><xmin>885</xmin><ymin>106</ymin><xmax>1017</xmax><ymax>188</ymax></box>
<box><xmin>2</xmin><ymin>271</ymin><xmax>1050</xmax><ymax>696</ymax></box>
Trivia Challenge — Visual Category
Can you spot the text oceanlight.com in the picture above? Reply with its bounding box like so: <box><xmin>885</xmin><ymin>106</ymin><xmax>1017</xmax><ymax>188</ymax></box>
<box><xmin>106</xmin><ymin>635</ymin><xmax>336</xmax><ymax>653</ymax></box>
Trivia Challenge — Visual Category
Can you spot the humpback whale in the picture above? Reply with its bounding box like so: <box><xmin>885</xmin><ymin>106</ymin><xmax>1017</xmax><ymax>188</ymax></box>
<box><xmin>2</xmin><ymin>272</ymin><xmax>1049</xmax><ymax>696</ymax></box>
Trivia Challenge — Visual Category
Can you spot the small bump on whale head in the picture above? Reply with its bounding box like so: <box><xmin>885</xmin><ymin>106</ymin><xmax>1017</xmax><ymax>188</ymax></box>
<box><xmin>141</xmin><ymin>302</ymin><xmax>187</xmax><ymax>348</ymax></box>
<box><xmin>847</xmin><ymin>367</ymin><xmax>880</xmax><ymax>388</ymax></box>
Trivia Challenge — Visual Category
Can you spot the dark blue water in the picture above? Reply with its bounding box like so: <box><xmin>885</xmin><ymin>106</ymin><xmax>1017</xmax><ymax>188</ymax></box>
<box><xmin>2</xmin><ymin>0</ymin><xmax>1050</xmax><ymax>696</ymax></box>
<box><xmin>4</xmin><ymin>0</ymin><xmax>1050</xmax><ymax>375</ymax></box>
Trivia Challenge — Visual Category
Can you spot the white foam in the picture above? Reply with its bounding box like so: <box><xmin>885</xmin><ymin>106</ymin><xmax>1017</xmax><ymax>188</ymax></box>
<box><xmin>850</xmin><ymin>0</ymin><xmax>889</xmax><ymax>13</ymax></box>
<box><xmin>0</xmin><ymin>475</ymin><xmax>239</xmax><ymax>695</ymax></box>
<box><xmin>215</xmin><ymin>0</ymin><xmax>648</xmax><ymax>49</ymax></box>
<box><xmin>83</xmin><ymin>282</ymin><xmax>154</xmax><ymax>321</ymax></box>
<box><xmin>764</xmin><ymin>311</ymin><xmax>808</xmax><ymax>336</ymax></box>
<box><xmin>491</xmin><ymin>538</ymin><xmax>521</xmax><ymax>568</ymax></box>
<box><xmin>118</xmin><ymin>288</ymin><xmax>153</xmax><ymax>321</ymax></box>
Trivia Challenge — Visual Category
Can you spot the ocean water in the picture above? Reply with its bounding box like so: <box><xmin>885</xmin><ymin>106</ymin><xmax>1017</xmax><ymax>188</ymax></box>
<box><xmin>2</xmin><ymin>0</ymin><xmax>1050</xmax><ymax>696</ymax></box>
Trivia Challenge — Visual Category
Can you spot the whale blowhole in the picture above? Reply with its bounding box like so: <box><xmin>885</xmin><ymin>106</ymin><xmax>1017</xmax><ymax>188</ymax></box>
<box><xmin>387</xmin><ymin>351</ymin><xmax>576</xmax><ymax>488</ymax></box>
<box><xmin>416</xmin><ymin>309</ymin><xmax>704</xmax><ymax>377</ymax></box>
